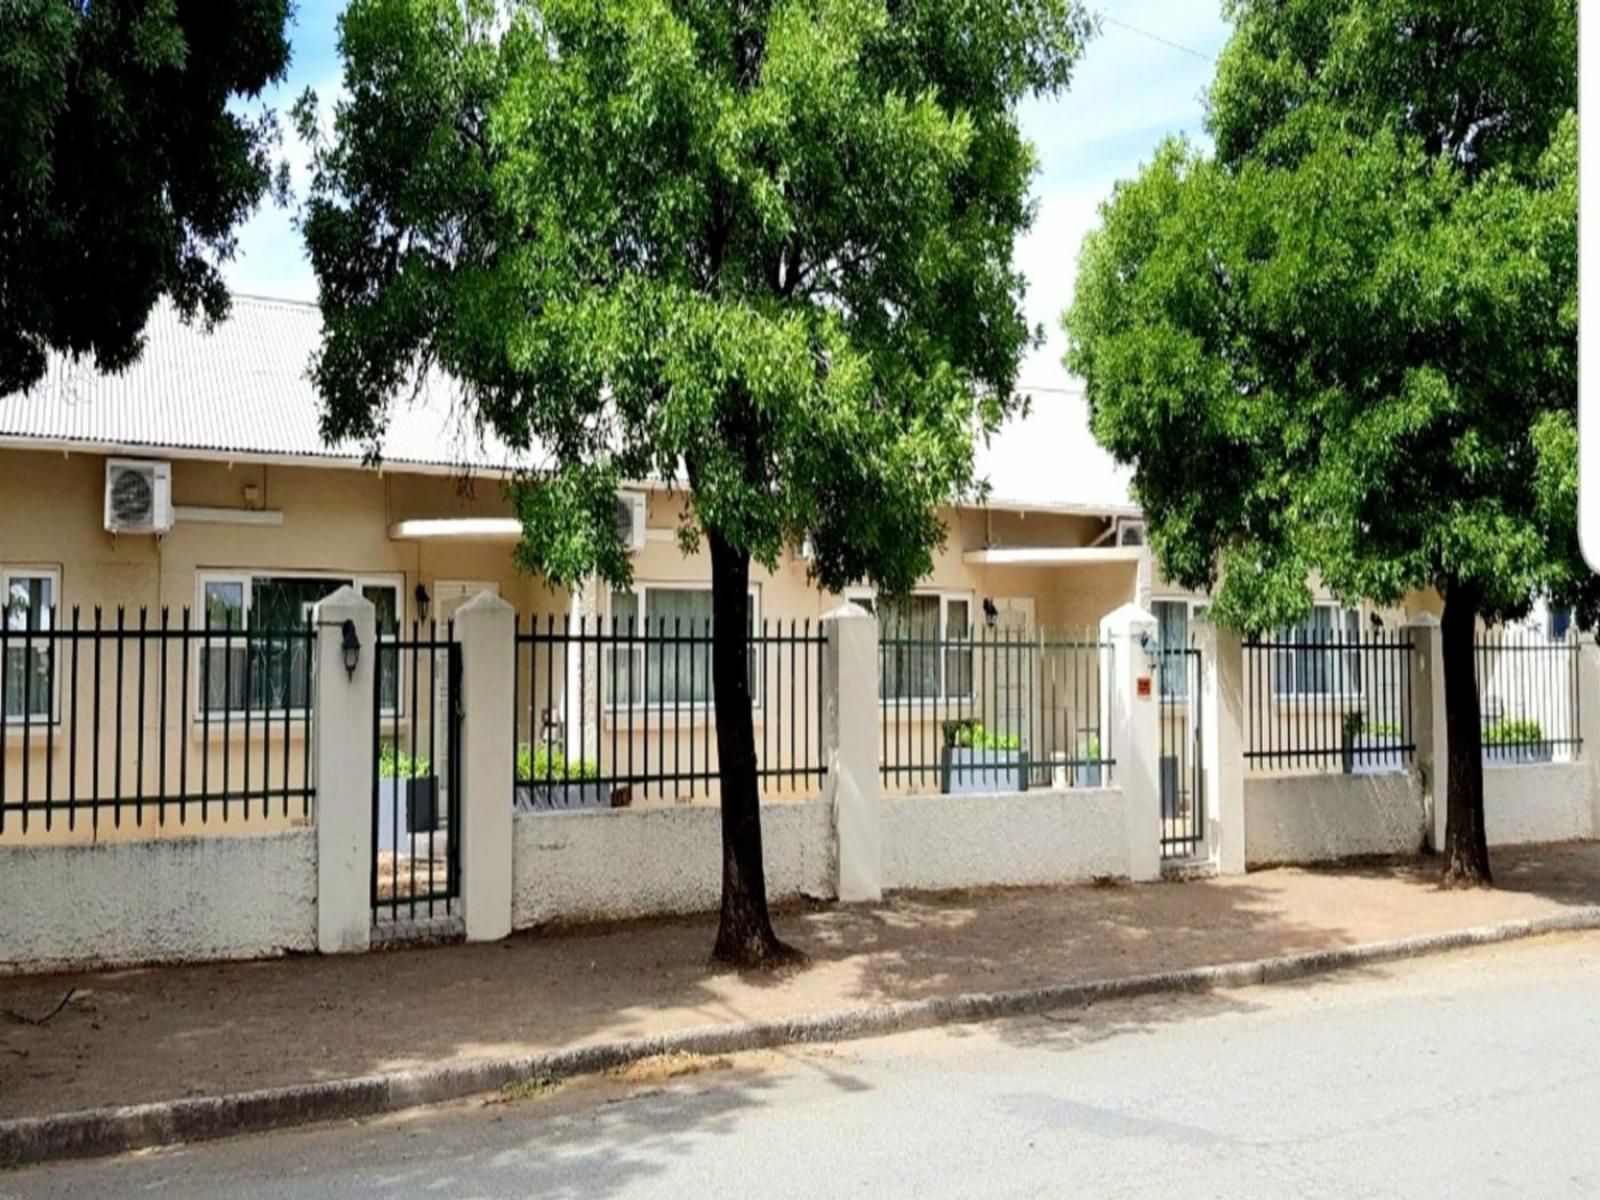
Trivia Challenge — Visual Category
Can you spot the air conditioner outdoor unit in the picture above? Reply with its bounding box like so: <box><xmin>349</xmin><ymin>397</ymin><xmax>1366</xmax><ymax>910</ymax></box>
<box><xmin>614</xmin><ymin>490</ymin><xmax>647</xmax><ymax>555</ymax></box>
<box><xmin>1116</xmin><ymin>519</ymin><xmax>1147</xmax><ymax>548</ymax></box>
<box><xmin>104</xmin><ymin>458</ymin><xmax>174</xmax><ymax>535</ymax></box>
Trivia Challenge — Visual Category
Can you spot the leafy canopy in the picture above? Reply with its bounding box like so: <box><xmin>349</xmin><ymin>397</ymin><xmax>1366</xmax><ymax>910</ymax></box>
<box><xmin>0</xmin><ymin>0</ymin><xmax>292</xmax><ymax>394</ymax></box>
<box><xmin>299</xmin><ymin>0</ymin><xmax>1091</xmax><ymax>595</ymax></box>
<box><xmin>1066</xmin><ymin>0</ymin><xmax>1580</xmax><ymax>631</ymax></box>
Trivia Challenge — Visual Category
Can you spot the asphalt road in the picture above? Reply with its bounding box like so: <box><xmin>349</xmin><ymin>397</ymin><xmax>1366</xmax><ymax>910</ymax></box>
<box><xmin>9</xmin><ymin>933</ymin><xmax>1600</xmax><ymax>1199</ymax></box>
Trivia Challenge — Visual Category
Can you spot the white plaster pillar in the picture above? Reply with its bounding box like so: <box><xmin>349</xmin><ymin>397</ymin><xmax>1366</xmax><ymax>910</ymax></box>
<box><xmin>825</xmin><ymin>603</ymin><xmax>881</xmax><ymax>901</ymax></box>
<box><xmin>1195</xmin><ymin>620</ymin><xmax>1247</xmax><ymax>875</ymax></box>
<box><xmin>1408</xmin><ymin>614</ymin><xmax>1448</xmax><ymax>853</ymax></box>
<box><xmin>313</xmin><ymin>586</ymin><xmax>375</xmax><ymax>954</ymax></box>
<box><xmin>1100</xmin><ymin>603</ymin><xmax>1162</xmax><ymax>882</ymax></box>
<box><xmin>1578</xmin><ymin>634</ymin><xmax>1600</xmax><ymax>836</ymax></box>
<box><xmin>455</xmin><ymin>591</ymin><xmax>516</xmax><ymax>942</ymax></box>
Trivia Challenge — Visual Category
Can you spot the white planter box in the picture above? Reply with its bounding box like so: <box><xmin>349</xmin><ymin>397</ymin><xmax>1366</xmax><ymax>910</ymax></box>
<box><xmin>1344</xmin><ymin>736</ymin><xmax>1405</xmax><ymax>776</ymax></box>
<box><xmin>942</xmin><ymin>748</ymin><xmax>1025</xmax><ymax>795</ymax></box>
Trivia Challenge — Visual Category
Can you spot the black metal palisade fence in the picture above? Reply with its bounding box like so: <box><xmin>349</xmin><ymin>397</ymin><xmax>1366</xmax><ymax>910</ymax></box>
<box><xmin>877</xmin><ymin>626</ymin><xmax>1115</xmax><ymax>793</ymax></box>
<box><xmin>0</xmin><ymin>607</ymin><xmax>316</xmax><ymax>834</ymax></box>
<box><xmin>512</xmin><ymin>616</ymin><xmax>828</xmax><ymax>809</ymax></box>
<box><xmin>1242</xmin><ymin>628</ymin><xmax>1416</xmax><ymax>773</ymax></box>
<box><xmin>1474</xmin><ymin>632</ymin><xmax>1582</xmax><ymax>763</ymax></box>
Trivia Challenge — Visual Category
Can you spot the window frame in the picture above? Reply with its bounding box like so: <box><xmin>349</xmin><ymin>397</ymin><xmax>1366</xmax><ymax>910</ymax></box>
<box><xmin>604</xmin><ymin>581</ymin><xmax>762</xmax><ymax>712</ymax></box>
<box><xmin>1271</xmin><ymin>602</ymin><xmax>1364</xmax><ymax>701</ymax></box>
<box><xmin>193</xmin><ymin>569</ymin><xmax>405</xmax><ymax>719</ymax></box>
<box><xmin>1</xmin><ymin>565</ymin><xmax>63</xmax><ymax>727</ymax></box>
<box><xmin>1151</xmin><ymin>597</ymin><xmax>1201</xmax><ymax>700</ymax></box>
<box><xmin>847</xmin><ymin>587</ymin><xmax>976</xmax><ymax>706</ymax></box>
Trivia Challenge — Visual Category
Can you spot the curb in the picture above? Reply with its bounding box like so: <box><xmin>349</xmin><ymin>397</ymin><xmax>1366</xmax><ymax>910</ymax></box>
<box><xmin>5</xmin><ymin>907</ymin><xmax>1599</xmax><ymax>1170</ymax></box>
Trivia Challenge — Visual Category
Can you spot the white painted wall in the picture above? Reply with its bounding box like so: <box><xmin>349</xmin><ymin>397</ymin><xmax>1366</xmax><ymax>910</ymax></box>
<box><xmin>1485</xmin><ymin>762</ymin><xmax>1594</xmax><ymax>846</ymax></box>
<box><xmin>1244</xmin><ymin>772</ymin><xmax>1428</xmax><ymax>868</ymax></box>
<box><xmin>0</xmin><ymin>830</ymin><xmax>316</xmax><ymax>975</ymax></box>
<box><xmin>882</xmin><ymin>788</ymin><xmax>1129</xmax><ymax>891</ymax></box>
<box><xmin>511</xmin><ymin>802</ymin><xmax>835</xmax><ymax>928</ymax></box>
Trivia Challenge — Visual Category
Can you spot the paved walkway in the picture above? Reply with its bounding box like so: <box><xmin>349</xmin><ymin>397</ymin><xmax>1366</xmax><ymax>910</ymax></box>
<box><xmin>3</xmin><ymin>842</ymin><xmax>1598</xmax><ymax>1121</ymax></box>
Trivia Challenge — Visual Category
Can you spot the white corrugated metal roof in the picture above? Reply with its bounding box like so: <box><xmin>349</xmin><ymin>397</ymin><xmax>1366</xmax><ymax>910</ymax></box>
<box><xmin>0</xmin><ymin>294</ymin><xmax>1137</xmax><ymax>514</ymax></box>
<box><xmin>0</xmin><ymin>296</ymin><xmax>530</xmax><ymax>474</ymax></box>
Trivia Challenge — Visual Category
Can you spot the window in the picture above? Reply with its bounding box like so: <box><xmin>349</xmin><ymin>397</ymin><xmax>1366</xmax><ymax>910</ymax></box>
<box><xmin>195</xmin><ymin>572</ymin><xmax>403</xmax><ymax>714</ymax></box>
<box><xmin>1273</xmin><ymin>604</ymin><xmax>1362</xmax><ymax>697</ymax></box>
<box><xmin>606</xmin><ymin>584</ymin><xmax>760</xmax><ymax>708</ymax></box>
<box><xmin>2</xmin><ymin>568</ymin><xmax>59</xmax><ymax>724</ymax></box>
<box><xmin>1153</xmin><ymin>600</ymin><xmax>1191</xmax><ymax>698</ymax></box>
<box><xmin>1549</xmin><ymin>605</ymin><xmax>1573</xmax><ymax>643</ymax></box>
<box><xmin>851</xmin><ymin>589</ymin><xmax>974</xmax><ymax>703</ymax></box>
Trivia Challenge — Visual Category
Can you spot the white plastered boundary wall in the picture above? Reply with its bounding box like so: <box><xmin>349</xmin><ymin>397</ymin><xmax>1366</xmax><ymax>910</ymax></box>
<box><xmin>1485</xmin><ymin>762</ymin><xmax>1594</xmax><ymax>846</ymax></box>
<box><xmin>1244</xmin><ymin>772</ymin><xmax>1428</xmax><ymax>868</ymax></box>
<box><xmin>0</xmin><ymin>830</ymin><xmax>316</xmax><ymax>975</ymax></box>
<box><xmin>882</xmin><ymin>788</ymin><xmax>1128</xmax><ymax>891</ymax></box>
<box><xmin>511</xmin><ymin>787</ymin><xmax>1134</xmax><ymax>928</ymax></box>
<box><xmin>512</xmin><ymin>802</ymin><xmax>835</xmax><ymax>928</ymax></box>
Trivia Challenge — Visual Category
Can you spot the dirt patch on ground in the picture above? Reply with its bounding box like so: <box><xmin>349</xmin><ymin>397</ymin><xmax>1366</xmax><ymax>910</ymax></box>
<box><xmin>2</xmin><ymin>841</ymin><xmax>1597</xmax><ymax>1120</ymax></box>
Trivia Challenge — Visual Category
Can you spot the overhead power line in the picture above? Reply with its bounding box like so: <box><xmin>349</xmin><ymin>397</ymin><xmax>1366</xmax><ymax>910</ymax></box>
<box><xmin>1100</xmin><ymin>14</ymin><xmax>1217</xmax><ymax>63</ymax></box>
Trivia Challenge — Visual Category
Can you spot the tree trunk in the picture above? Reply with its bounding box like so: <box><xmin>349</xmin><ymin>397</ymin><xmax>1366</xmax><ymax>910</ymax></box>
<box><xmin>1440</xmin><ymin>587</ymin><xmax>1491</xmax><ymax>886</ymax></box>
<box><xmin>707</xmin><ymin>528</ymin><xmax>802</xmax><ymax>968</ymax></box>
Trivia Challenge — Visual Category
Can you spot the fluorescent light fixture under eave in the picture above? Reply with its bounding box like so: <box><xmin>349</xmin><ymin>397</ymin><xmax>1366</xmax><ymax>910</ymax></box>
<box><xmin>962</xmin><ymin>546</ymin><xmax>1145</xmax><ymax>566</ymax></box>
<box><xmin>389</xmin><ymin>517</ymin><xmax>526</xmax><ymax>541</ymax></box>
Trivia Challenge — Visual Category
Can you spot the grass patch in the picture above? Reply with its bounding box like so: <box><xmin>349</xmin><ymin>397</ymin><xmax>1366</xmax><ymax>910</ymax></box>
<box><xmin>604</xmin><ymin>1051</ymin><xmax>734</xmax><ymax>1084</ymax></box>
<box><xmin>494</xmin><ymin>1075</ymin><xmax>563</xmax><ymax>1103</ymax></box>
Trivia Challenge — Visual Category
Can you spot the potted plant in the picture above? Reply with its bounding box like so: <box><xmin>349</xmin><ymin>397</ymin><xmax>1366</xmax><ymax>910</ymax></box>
<box><xmin>513</xmin><ymin>743</ymin><xmax>609</xmax><ymax>810</ymax></box>
<box><xmin>1483</xmin><ymin>718</ymin><xmax>1551</xmax><ymax>765</ymax></box>
<box><xmin>1076</xmin><ymin>734</ymin><xmax>1104</xmax><ymax>789</ymax></box>
<box><xmin>1341</xmin><ymin>714</ymin><xmax>1406</xmax><ymax>775</ymax></box>
<box><xmin>940</xmin><ymin>719</ymin><xmax>1025</xmax><ymax>795</ymax></box>
<box><xmin>376</xmin><ymin>745</ymin><xmax>438</xmax><ymax>849</ymax></box>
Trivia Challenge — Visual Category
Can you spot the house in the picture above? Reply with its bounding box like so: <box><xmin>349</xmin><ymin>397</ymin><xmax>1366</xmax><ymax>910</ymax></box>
<box><xmin>1</xmin><ymin>295</ymin><xmax>1171</xmax><ymax>845</ymax></box>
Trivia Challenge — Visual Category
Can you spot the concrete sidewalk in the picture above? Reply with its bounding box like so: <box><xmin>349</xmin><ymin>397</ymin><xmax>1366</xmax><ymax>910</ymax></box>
<box><xmin>3</xmin><ymin>842</ymin><xmax>1599</xmax><ymax>1127</ymax></box>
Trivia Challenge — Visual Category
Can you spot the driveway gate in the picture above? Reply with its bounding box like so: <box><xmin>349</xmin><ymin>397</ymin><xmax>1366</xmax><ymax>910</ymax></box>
<box><xmin>372</xmin><ymin>628</ymin><xmax>462</xmax><ymax>924</ymax></box>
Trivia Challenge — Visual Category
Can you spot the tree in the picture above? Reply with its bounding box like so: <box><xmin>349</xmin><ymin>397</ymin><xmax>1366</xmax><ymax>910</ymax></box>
<box><xmin>0</xmin><ymin>0</ymin><xmax>293</xmax><ymax>395</ymax></box>
<box><xmin>1065</xmin><ymin>0</ymin><xmax>1582</xmax><ymax>885</ymax></box>
<box><xmin>299</xmin><ymin>0</ymin><xmax>1092</xmax><ymax>965</ymax></box>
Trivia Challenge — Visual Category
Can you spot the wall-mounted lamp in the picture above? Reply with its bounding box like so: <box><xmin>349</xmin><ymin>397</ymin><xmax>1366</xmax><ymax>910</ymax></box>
<box><xmin>340</xmin><ymin>618</ymin><xmax>361</xmax><ymax>681</ymax></box>
<box><xmin>414</xmin><ymin>582</ymin><xmax>431</xmax><ymax>624</ymax></box>
<box><xmin>982</xmin><ymin>597</ymin><xmax>999</xmax><ymax>630</ymax></box>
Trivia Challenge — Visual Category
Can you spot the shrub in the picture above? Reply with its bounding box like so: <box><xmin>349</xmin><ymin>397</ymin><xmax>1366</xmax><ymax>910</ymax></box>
<box><xmin>377</xmin><ymin>744</ymin><xmax>431</xmax><ymax>779</ymax></box>
<box><xmin>1484</xmin><ymin>718</ymin><xmax>1545</xmax><ymax>747</ymax></box>
<box><xmin>517</xmin><ymin>743</ymin><xmax>599</xmax><ymax>782</ymax></box>
<box><xmin>941</xmin><ymin>719</ymin><xmax>1021</xmax><ymax>752</ymax></box>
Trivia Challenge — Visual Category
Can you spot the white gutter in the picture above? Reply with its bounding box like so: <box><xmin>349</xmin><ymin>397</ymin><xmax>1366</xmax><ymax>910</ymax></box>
<box><xmin>962</xmin><ymin>546</ymin><xmax>1144</xmax><ymax>566</ymax></box>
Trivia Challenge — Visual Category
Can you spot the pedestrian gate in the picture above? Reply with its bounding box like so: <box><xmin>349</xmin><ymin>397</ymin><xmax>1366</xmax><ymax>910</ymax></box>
<box><xmin>372</xmin><ymin>629</ymin><xmax>462</xmax><ymax>924</ymax></box>
<box><xmin>1158</xmin><ymin>647</ymin><xmax>1204</xmax><ymax>860</ymax></box>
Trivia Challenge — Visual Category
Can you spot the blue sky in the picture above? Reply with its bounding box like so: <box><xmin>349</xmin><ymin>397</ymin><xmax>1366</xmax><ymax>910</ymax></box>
<box><xmin>223</xmin><ymin>0</ymin><xmax>1230</xmax><ymax>416</ymax></box>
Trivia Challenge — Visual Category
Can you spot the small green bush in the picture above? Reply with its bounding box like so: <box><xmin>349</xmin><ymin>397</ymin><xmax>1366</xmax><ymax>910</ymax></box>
<box><xmin>378</xmin><ymin>744</ymin><xmax>431</xmax><ymax>779</ymax></box>
<box><xmin>1484</xmin><ymin>718</ymin><xmax>1544</xmax><ymax>746</ymax></box>
<box><xmin>517</xmin><ymin>743</ymin><xmax>599</xmax><ymax>782</ymax></box>
<box><xmin>941</xmin><ymin>719</ymin><xmax>1021</xmax><ymax>752</ymax></box>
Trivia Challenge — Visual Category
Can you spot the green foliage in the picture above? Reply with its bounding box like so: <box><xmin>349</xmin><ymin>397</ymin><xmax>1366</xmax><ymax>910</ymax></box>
<box><xmin>516</xmin><ymin>743</ymin><xmax>598</xmax><ymax>783</ymax></box>
<box><xmin>942</xmin><ymin>719</ymin><xmax>1021</xmax><ymax>752</ymax></box>
<box><xmin>0</xmin><ymin>0</ymin><xmax>292</xmax><ymax>393</ymax></box>
<box><xmin>1065</xmin><ymin>0</ymin><xmax>1583</xmax><ymax>633</ymax></box>
<box><xmin>1483</xmin><ymin>718</ymin><xmax>1545</xmax><ymax>746</ymax></box>
<box><xmin>378</xmin><ymin>744</ymin><xmax>432</xmax><ymax>779</ymax></box>
<box><xmin>297</xmin><ymin>0</ymin><xmax>1092</xmax><ymax>600</ymax></box>
<box><xmin>1343</xmin><ymin>714</ymin><xmax>1403</xmax><ymax>741</ymax></box>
